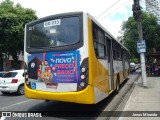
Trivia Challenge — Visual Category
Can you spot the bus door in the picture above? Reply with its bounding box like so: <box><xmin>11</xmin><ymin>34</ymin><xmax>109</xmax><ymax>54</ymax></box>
<box><xmin>106</xmin><ymin>35</ymin><xmax>114</xmax><ymax>91</ymax></box>
<box><xmin>122</xmin><ymin>49</ymin><xmax>126</xmax><ymax>79</ymax></box>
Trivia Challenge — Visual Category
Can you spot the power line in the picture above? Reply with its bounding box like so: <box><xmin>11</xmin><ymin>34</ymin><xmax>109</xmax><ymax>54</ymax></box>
<box><xmin>99</xmin><ymin>0</ymin><xmax>131</xmax><ymax>20</ymax></box>
<box><xmin>96</xmin><ymin>0</ymin><xmax>120</xmax><ymax>19</ymax></box>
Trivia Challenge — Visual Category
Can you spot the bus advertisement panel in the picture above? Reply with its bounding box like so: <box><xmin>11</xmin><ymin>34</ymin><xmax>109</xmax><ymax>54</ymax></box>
<box><xmin>27</xmin><ymin>50</ymin><xmax>80</xmax><ymax>91</ymax></box>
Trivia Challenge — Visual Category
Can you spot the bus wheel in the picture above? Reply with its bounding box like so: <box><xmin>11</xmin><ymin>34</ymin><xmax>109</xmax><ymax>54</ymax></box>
<box><xmin>115</xmin><ymin>79</ymin><xmax>120</xmax><ymax>94</ymax></box>
<box><xmin>45</xmin><ymin>100</ymin><xmax>50</xmax><ymax>102</ymax></box>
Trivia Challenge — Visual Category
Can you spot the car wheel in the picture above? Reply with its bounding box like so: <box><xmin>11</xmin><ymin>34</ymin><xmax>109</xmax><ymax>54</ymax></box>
<box><xmin>17</xmin><ymin>85</ymin><xmax>24</xmax><ymax>95</ymax></box>
<box><xmin>1</xmin><ymin>91</ymin><xmax>10</xmax><ymax>95</ymax></box>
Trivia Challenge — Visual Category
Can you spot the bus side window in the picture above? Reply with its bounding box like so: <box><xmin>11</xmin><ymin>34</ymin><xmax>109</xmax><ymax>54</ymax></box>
<box><xmin>92</xmin><ymin>22</ymin><xmax>106</xmax><ymax>59</ymax></box>
<box><xmin>94</xmin><ymin>42</ymin><xmax>98</xmax><ymax>57</ymax></box>
<box><xmin>113</xmin><ymin>50</ymin><xmax>116</xmax><ymax>60</ymax></box>
<box><xmin>92</xmin><ymin>28</ymin><xmax>98</xmax><ymax>41</ymax></box>
<box><xmin>112</xmin><ymin>41</ymin><xmax>116</xmax><ymax>60</ymax></box>
<box><xmin>97</xmin><ymin>43</ymin><xmax>105</xmax><ymax>58</ymax></box>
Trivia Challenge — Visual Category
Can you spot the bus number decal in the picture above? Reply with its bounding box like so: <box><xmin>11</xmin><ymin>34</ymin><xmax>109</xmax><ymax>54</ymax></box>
<box><xmin>44</xmin><ymin>19</ymin><xmax>61</xmax><ymax>27</ymax></box>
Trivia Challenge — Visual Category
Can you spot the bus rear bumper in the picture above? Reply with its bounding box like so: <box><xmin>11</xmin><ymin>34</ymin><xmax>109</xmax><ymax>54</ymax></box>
<box><xmin>25</xmin><ymin>84</ymin><xmax>94</xmax><ymax>104</ymax></box>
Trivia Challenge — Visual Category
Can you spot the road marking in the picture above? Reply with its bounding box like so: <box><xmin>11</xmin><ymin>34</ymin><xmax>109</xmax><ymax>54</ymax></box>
<box><xmin>0</xmin><ymin>99</ymin><xmax>34</xmax><ymax>110</ymax></box>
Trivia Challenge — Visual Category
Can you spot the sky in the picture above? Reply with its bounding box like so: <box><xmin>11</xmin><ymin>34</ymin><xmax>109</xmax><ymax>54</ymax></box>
<box><xmin>0</xmin><ymin>0</ymin><xmax>134</xmax><ymax>38</ymax></box>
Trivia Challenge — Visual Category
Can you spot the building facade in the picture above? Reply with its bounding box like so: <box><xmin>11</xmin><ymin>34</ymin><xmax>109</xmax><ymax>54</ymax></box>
<box><xmin>145</xmin><ymin>0</ymin><xmax>160</xmax><ymax>24</ymax></box>
<box><xmin>0</xmin><ymin>53</ymin><xmax>24</xmax><ymax>72</ymax></box>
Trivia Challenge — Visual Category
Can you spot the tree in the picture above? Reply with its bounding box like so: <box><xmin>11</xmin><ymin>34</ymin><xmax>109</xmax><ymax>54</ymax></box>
<box><xmin>119</xmin><ymin>11</ymin><xmax>160</xmax><ymax>62</ymax></box>
<box><xmin>0</xmin><ymin>0</ymin><xmax>38</xmax><ymax>69</ymax></box>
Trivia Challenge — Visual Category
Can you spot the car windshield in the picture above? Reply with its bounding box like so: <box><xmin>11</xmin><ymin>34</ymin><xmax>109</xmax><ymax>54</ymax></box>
<box><xmin>27</xmin><ymin>17</ymin><xmax>80</xmax><ymax>48</ymax></box>
<box><xmin>2</xmin><ymin>72</ymin><xmax>18</xmax><ymax>78</ymax></box>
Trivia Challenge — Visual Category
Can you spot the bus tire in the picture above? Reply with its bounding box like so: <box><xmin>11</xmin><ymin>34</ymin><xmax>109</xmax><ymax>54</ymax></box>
<box><xmin>115</xmin><ymin>78</ymin><xmax>120</xmax><ymax>94</ymax></box>
<box><xmin>45</xmin><ymin>100</ymin><xmax>50</xmax><ymax>102</ymax></box>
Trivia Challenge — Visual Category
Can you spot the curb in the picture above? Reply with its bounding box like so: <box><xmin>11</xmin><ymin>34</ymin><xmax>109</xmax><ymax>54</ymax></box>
<box><xmin>96</xmin><ymin>72</ymin><xmax>141</xmax><ymax>120</ymax></box>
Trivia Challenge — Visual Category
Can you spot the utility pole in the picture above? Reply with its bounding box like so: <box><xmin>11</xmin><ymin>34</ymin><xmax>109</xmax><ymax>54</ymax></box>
<box><xmin>132</xmin><ymin>0</ymin><xmax>147</xmax><ymax>87</ymax></box>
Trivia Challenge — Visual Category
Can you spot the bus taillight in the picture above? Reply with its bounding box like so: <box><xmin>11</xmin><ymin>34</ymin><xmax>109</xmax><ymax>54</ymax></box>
<box><xmin>77</xmin><ymin>58</ymin><xmax>88</xmax><ymax>91</ymax></box>
<box><xmin>81</xmin><ymin>66</ymin><xmax>87</xmax><ymax>73</ymax></box>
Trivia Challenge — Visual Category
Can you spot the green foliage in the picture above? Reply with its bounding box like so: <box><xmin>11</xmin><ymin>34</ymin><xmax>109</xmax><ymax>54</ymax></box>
<box><xmin>131</xmin><ymin>57</ymin><xmax>139</xmax><ymax>64</ymax></box>
<box><xmin>0</xmin><ymin>0</ymin><xmax>38</xmax><ymax>68</ymax></box>
<box><xmin>119</xmin><ymin>11</ymin><xmax>160</xmax><ymax>60</ymax></box>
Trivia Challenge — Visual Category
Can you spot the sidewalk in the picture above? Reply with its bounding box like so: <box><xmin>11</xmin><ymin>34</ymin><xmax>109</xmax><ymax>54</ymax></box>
<box><xmin>119</xmin><ymin>76</ymin><xmax>160</xmax><ymax>120</ymax></box>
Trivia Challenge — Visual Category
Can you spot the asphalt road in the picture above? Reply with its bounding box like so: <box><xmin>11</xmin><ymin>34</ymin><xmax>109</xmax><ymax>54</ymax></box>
<box><xmin>0</xmin><ymin>70</ymin><xmax>141</xmax><ymax>120</ymax></box>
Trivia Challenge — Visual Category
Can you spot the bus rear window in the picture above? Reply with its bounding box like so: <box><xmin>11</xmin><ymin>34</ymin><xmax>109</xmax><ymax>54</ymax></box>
<box><xmin>27</xmin><ymin>17</ymin><xmax>80</xmax><ymax>48</ymax></box>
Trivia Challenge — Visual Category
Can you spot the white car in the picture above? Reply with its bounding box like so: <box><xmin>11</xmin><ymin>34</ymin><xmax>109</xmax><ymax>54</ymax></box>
<box><xmin>0</xmin><ymin>70</ymin><xmax>25</xmax><ymax>95</ymax></box>
<box><xmin>130</xmin><ymin>62</ymin><xmax>136</xmax><ymax>67</ymax></box>
<box><xmin>130</xmin><ymin>62</ymin><xmax>136</xmax><ymax>73</ymax></box>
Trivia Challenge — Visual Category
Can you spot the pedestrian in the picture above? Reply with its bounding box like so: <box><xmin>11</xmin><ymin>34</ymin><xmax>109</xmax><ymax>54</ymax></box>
<box><xmin>158</xmin><ymin>65</ymin><xmax>160</xmax><ymax>76</ymax></box>
<box><xmin>150</xmin><ymin>63</ymin><xmax>154</xmax><ymax>76</ymax></box>
<box><xmin>154</xmin><ymin>64</ymin><xmax>159</xmax><ymax>76</ymax></box>
<box><xmin>146</xmin><ymin>64</ymin><xmax>150</xmax><ymax>77</ymax></box>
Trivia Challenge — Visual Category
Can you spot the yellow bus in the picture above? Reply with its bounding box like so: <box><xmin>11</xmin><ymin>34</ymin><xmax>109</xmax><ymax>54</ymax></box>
<box><xmin>24</xmin><ymin>12</ymin><xmax>130</xmax><ymax>104</ymax></box>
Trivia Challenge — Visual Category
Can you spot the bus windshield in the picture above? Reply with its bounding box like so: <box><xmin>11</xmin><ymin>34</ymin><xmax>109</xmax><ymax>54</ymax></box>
<box><xmin>27</xmin><ymin>17</ymin><xmax>80</xmax><ymax>49</ymax></box>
